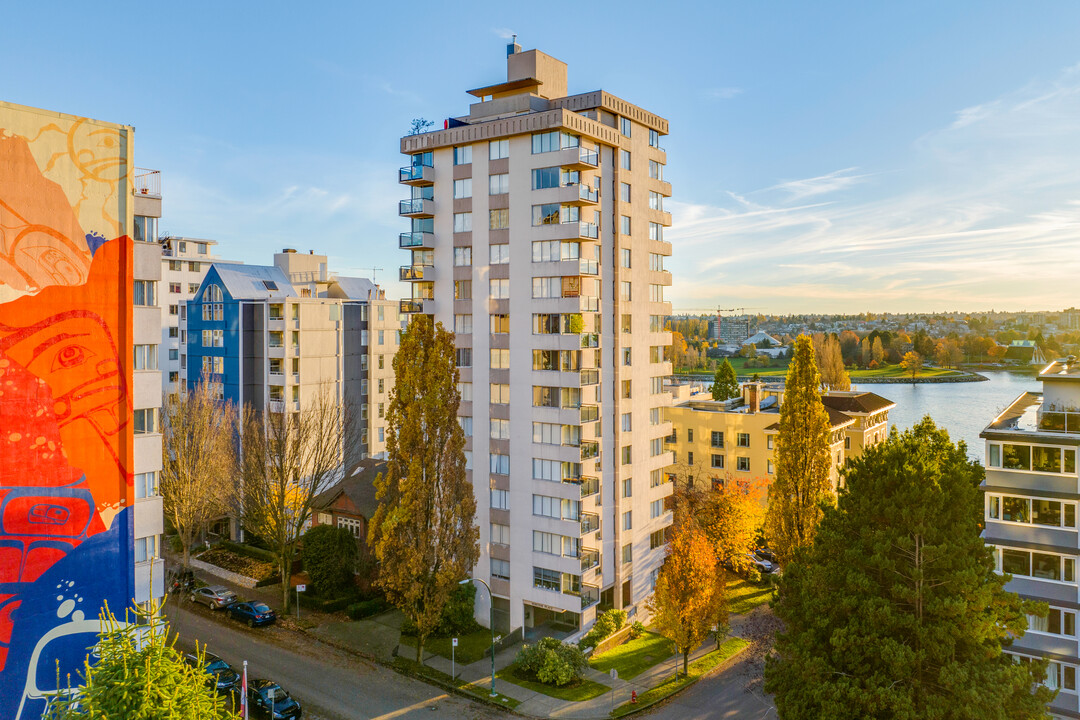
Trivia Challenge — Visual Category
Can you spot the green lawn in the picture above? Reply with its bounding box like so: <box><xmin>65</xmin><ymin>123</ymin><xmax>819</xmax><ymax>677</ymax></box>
<box><xmin>400</xmin><ymin>629</ymin><xmax>491</xmax><ymax>665</ymax></box>
<box><xmin>393</xmin><ymin>657</ymin><xmax>521</xmax><ymax>709</ymax></box>
<box><xmin>612</xmin><ymin>638</ymin><xmax>751</xmax><ymax>717</ymax></box>
<box><xmin>589</xmin><ymin>631</ymin><xmax>673</xmax><ymax>680</ymax></box>
<box><xmin>727</xmin><ymin>577</ymin><xmax>773</xmax><ymax>615</ymax></box>
<box><xmin>849</xmin><ymin>364</ymin><xmax>963</xmax><ymax>379</ymax></box>
<box><xmin>496</xmin><ymin>663</ymin><xmax>610</xmax><ymax>702</ymax></box>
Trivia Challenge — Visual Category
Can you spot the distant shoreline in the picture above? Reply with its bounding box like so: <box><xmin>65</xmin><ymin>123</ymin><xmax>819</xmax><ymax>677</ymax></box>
<box><xmin>679</xmin><ymin>371</ymin><xmax>992</xmax><ymax>385</ymax></box>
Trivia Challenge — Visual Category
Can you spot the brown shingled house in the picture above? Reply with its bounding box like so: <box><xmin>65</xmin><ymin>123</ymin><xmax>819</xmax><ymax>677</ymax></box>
<box><xmin>310</xmin><ymin>458</ymin><xmax>387</xmax><ymax>547</ymax></box>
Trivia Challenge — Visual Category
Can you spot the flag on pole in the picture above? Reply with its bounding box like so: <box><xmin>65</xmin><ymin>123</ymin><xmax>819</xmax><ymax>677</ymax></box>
<box><xmin>241</xmin><ymin>660</ymin><xmax>249</xmax><ymax>720</ymax></box>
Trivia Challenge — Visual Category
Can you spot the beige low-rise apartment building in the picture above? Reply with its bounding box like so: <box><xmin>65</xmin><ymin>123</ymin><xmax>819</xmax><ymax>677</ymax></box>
<box><xmin>664</xmin><ymin>382</ymin><xmax>895</xmax><ymax>493</ymax></box>
<box><xmin>397</xmin><ymin>43</ymin><xmax>674</xmax><ymax>638</ymax></box>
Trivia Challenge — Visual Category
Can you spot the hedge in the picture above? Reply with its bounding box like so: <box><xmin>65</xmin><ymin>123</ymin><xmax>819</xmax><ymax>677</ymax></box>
<box><xmin>219</xmin><ymin>540</ymin><xmax>278</xmax><ymax>564</ymax></box>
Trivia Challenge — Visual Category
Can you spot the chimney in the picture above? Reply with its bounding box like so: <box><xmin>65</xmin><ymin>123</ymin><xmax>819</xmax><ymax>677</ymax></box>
<box><xmin>746</xmin><ymin>382</ymin><xmax>761</xmax><ymax>413</ymax></box>
<box><xmin>507</xmin><ymin>34</ymin><xmax>520</xmax><ymax>57</ymax></box>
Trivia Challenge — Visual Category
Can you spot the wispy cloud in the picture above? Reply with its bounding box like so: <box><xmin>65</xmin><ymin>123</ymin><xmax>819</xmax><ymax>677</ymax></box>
<box><xmin>666</xmin><ymin>63</ymin><xmax>1080</xmax><ymax>314</ymax></box>
<box><xmin>702</xmin><ymin>87</ymin><xmax>743</xmax><ymax>101</ymax></box>
<box><xmin>492</xmin><ymin>27</ymin><xmax>515</xmax><ymax>40</ymax></box>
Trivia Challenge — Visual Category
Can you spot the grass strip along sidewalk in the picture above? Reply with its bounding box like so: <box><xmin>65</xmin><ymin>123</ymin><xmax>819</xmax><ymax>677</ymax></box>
<box><xmin>399</xmin><ymin>629</ymin><xmax>491</xmax><ymax>665</ymax></box>
<box><xmin>496</xmin><ymin>663</ymin><xmax>610</xmax><ymax>702</ymax></box>
<box><xmin>590</xmin><ymin>631</ymin><xmax>673</xmax><ymax>680</ymax></box>
<box><xmin>393</xmin><ymin>657</ymin><xmax>522</xmax><ymax>710</ymax></box>
<box><xmin>612</xmin><ymin>637</ymin><xmax>750</xmax><ymax>718</ymax></box>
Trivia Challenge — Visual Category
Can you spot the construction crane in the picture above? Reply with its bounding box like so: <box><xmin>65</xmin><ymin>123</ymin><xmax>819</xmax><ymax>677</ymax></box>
<box><xmin>675</xmin><ymin>306</ymin><xmax>761</xmax><ymax>316</ymax></box>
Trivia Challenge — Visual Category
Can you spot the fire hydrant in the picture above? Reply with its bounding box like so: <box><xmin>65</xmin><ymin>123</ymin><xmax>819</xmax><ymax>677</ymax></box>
<box><xmin>631</xmin><ymin>690</ymin><xmax>638</xmax><ymax>704</ymax></box>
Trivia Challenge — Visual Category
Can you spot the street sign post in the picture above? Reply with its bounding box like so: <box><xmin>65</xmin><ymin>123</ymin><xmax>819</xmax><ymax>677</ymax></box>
<box><xmin>296</xmin><ymin>584</ymin><xmax>306</xmax><ymax>621</ymax></box>
<box><xmin>452</xmin><ymin>637</ymin><xmax>458</xmax><ymax>680</ymax></box>
<box><xmin>610</xmin><ymin>668</ymin><xmax>618</xmax><ymax>715</ymax></box>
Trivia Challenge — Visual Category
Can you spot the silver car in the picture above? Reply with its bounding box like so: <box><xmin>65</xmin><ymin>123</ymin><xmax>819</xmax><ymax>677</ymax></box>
<box><xmin>190</xmin><ymin>585</ymin><xmax>238</xmax><ymax>610</ymax></box>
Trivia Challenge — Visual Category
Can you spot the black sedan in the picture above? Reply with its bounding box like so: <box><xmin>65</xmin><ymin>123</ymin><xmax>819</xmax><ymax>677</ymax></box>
<box><xmin>247</xmin><ymin>678</ymin><xmax>302</xmax><ymax>719</ymax></box>
<box><xmin>183</xmin><ymin>651</ymin><xmax>239</xmax><ymax>693</ymax></box>
<box><xmin>226</xmin><ymin>600</ymin><xmax>277</xmax><ymax>627</ymax></box>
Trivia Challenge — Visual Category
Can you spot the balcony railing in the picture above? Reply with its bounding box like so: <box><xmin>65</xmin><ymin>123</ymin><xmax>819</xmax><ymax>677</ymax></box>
<box><xmin>1038</xmin><ymin>411</ymin><xmax>1080</xmax><ymax>434</ymax></box>
<box><xmin>578</xmin><ymin>184</ymin><xmax>599</xmax><ymax>203</ymax></box>
<box><xmin>579</xmin><ymin>476</ymin><xmax>599</xmax><ymax>499</ymax></box>
<box><xmin>581</xmin><ymin>440</ymin><xmax>599</xmax><ymax>460</ymax></box>
<box><xmin>577</xmin><ymin>150</ymin><xmax>599</xmax><ymax>167</ymax></box>
<box><xmin>580</xmin><ymin>512</ymin><xmax>600</xmax><ymax>535</ymax></box>
<box><xmin>580</xmin><ymin>296</ymin><xmax>600</xmax><ymax>312</ymax></box>
<box><xmin>399</xmin><ymin>265</ymin><xmax>425</xmax><ymax>281</ymax></box>
<box><xmin>578</xmin><ymin>222</ymin><xmax>599</xmax><ymax>239</ymax></box>
<box><xmin>580</xmin><ymin>369</ymin><xmax>599</xmax><ymax>386</ymax></box>
<box><xmin>580</xmin><ymin>582</ymin><xmax>600</xmax><ymax>609</ymax></box>
<box><xmin>580</xmin><ymin>405</ymin><xmax>599</xmax><ymax>423</ymax></box>
<box><xmin>580</xmin><ymin>548</ymin><xmax>600</xmax><ymax>572</ymax></box>
<box><xmin>399</xmin><ymin>231</ymin><xmax>435</xmax><ymax>249</ymax></box>
<box><xmin>580</xmin><ymin>333</ymin><xmax>599</xmax><ymax>349</ymax></box>
<box><xmin>132</xmin><ymin>168</ymin><xmax>161</xmax><ymax>198</ymax></box>
<box><xmin>579</xmin><ymin>259</ymin><xmax>599</xmax><ymax>275</ymax></box>
<box><xmin>400</xmin><ymin>299</ymin><xmax>424</xmax><ymax>314</ymax></box>
<box><xmin>399</xmin><ymin>165</ymin><xmax>434</xmax><ymax>184</ymax></box>
<box><xmin>398</xmin><ymin>198</ymin><xmax>434</xmax><ymax>217</ymax></box>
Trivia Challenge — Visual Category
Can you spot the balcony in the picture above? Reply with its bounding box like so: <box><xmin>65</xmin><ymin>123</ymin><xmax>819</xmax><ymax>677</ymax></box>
<box><xmin>399</xmin><ymin>231</ymin><xmax>435</xmax><ymax>249</ymax></box>
<box><xmin>580</xmin><ymin>548</ymin><xmax>600</xmax><ymax>572</ymax></box>
<box><xmin>399</xmin><ymin>198</ymin><xmax>434</xmax><ymax>217</ymax></box>
<box><xmin>580</xmin><ymin>369</ymin><xmax>599</xmax><ymax>386</ymax></box>
<box><xmin>132</xmin><ymin>168</ymin><xmax>161</xmax><ymax>198</ymax></box>
<box><xmin>580</xmin><ymin>333</ymin><xmax>598</xmax><ymax>348</ymax></box>
<box><xmin>580</xmin><ymin>405</ymin><xmax>599</xmax><ymax>423</ymax></box>
<box><xmin>578</xmin><ymin>259</ymin><xmax>599</xmax><ymax>276</ymax></box>
<box><xmin>1038</xmin><ymin>411</ymin><xmax>1080</xmax><ymax>434</ymax></box>
<box><xmin>581</xmin><ymin>440</ymin><xmax>599</xmax><ymax>460</ymax></box>
<box><xmin>579</xmin><ymin>476</ymin><xmax>599</xmax><ymax>499</ymax></box>
<box><xmin>400</xmin><ymin>299</ymin><xmax>424</xmax><ymax>314</ymax></box>
<box><xmin>579</xmin><ymin>582</ymin><xmax>600</xmax><ymax>609</ymax></box>
<box><xmin>399</xmin><ymin>265</ymin><xmax>427</xmax><ymax>281</ymax></box>
<box><xmin>556</xmin><ymin>147</ymin><xmax>600</xmax><ymax>169</ymax></box>
<box><xmin>399</xmin><ymin>165</ymin><xmax>434</xmax><ymax>185</ymax></box>
<box><xmin>269</xmin><ymin>400</ymin><xmax>285</xmax><ymax>414</ymax></box>
<box><xmin>580</xmin><ymin>512</ymin><xmax>600</xmax><ymax>535</ymax></box>
<box><xmin>558</xmin><ymin>183</ymin><xmax>600</xmax><ymax>206</ymax></box>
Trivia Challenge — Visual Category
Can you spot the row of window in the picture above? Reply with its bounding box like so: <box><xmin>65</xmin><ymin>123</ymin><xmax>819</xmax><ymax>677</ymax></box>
<box><xmin>168</xmin><ymin>282</ymin><xmax>202</xmax><ymax>294</ymax></box>
<box><xmin>987</xmin><ymin>493</ymin><xmax>1077</xmax><ymax>529</ymax></box>
<box><xmin>994</xmin><ymin>546</ymin><xmax>1076</xmax><ymax>583</ymax></box>
<box><xmin>988</xmin><ymin>443</ymin><xmax>1077</xmax><ymax>475</ymax></box>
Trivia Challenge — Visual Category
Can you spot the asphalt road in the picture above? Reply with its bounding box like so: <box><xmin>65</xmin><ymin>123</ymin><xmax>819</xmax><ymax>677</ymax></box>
<box><xmin>165</xmin><ymin>600</ymin><xmax>499</xmax><ymax>720</ymax></box>
<box><xmin>641</xmin><ymin>651</ymin><xmax>777</xmax><ymax>720</ymax></box>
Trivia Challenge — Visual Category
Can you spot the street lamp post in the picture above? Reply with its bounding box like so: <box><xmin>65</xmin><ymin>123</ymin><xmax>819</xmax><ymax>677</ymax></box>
<box><xmin>460</xmin><ymin>577</ymin><xmax>497</xmax><ymax>697</ymax></box>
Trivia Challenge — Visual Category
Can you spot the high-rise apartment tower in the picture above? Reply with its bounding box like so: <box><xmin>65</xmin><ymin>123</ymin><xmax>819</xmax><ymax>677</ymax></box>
<box><xmin>398</xmin><ymin>46</ymin><xmax>674</xmax><ymax>636</ymax></box>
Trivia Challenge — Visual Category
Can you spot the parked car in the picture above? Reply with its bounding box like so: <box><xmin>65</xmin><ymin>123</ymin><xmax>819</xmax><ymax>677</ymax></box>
<box><xmin>170</xmin><ymin>568</ymin><xmax>196</xmax><ymax>595</ymax></box>
<box><xmin>183</xmin><ymin>651</ymin><xmax>239</xmax><ymax>693</ymax></box>
<box><xmin>746</xmin><ymin>552</ymin><xmax>775</xmax><ymax>574</ymax></box>
<box><xmin>755</xmin><ymin>547</ymin><xmax>777</xmax><ymax>564</ymax></box>
<box><xmin>247</xmin><ymin>678</ymin><xmax>302</xmax><ymax>719</ymax></box>
<box><xmin>226</xmin><ymin>601</ymin><xmax>277</xmax><ymax>627</ymax></box>
<box><xmin>190</xmin><ymin>585</ymin><xmax>238</xmax><ymax>610</ymax></box>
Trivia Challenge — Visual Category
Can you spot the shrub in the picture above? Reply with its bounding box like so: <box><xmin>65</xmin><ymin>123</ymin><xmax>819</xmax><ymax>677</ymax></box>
<box><xmin>219</xmin><ymin>539</ymin><xmax>278</xmax><ymax>564</ymax></box>
<box><xmin>578</xmin><ymin>608</ymin><xmax>627</xmax><ymax>650</ymax></box>
<box><xmin>515</xmin><ymin>637</ymin><xmax>587</xmax><ymax>687</ymax></box>
<box><xmin>629</xmin><ymin>621</ymin><xmax>645</xmax><ymax>640</ymax></box>
<box><xmin>437</xmin><ymin>580</ymin><xmax>481</xmax><ymax>636</ymax></box>
<box><xmin>347</xmin><ymin>598</ymin><xmax>390</xmax><ymax>620</ymax></box>
<box><xmin>745</xmin><ymin>566</ymin><xmax>762</xmax><ymax>583</ymax></box>
<box><xmin>301</xmin><ymin>525</ymin><xmax>359</xmax><ymax>598</ymax></box>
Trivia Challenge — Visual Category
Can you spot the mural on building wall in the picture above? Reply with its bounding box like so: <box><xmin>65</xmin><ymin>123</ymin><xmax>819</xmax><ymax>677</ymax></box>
<box><xmin>0</xmin><ymin>103</ymin><xmax>133</xmax><ymax>719</ymax></box>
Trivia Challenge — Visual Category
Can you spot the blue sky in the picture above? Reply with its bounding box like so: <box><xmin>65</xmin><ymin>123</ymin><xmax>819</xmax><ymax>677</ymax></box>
<box><xmin>5</xmin><ymin>2</ymin><xmax>1080</xmax><ymax>314</ymax></box>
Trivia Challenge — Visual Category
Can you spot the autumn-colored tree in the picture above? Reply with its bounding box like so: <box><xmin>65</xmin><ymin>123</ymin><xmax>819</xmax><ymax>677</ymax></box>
<box><xmin>161</xmin><ymin>381</ymin><xmax>238</xmax><ymax>568</ymax></box>
<box><xmin>240</xmin><ymin>387</ymin><xmax>352</xmax><ymax>612</ymax></box>
<box><xmin>765</xmin><ymin>420</ymin><xmax>1054</xmax><ymax>720</ymax></box>
<box><xmin>680</xmin><ymin>478</ymin><xmax>767</xmax><ymax>573</ymax></box>
<box><xmin>838</xmin><ymin>330</ymin><xmax>860</xmax><ymax>365</ymax></box>
<box><xmin>46</xmin><ymin>600</ymin><xmax>238</xmax><ymax>720</ymax></box>
<box><xmin>819</xmin><ymin>335</ymin><xmax>851</xmax><ymax>390</ymax></box>
<box><xmin>711</xmin><ymin>358</ymin><xmax>739</xmax><ymax>400</ymax></box>
<box><xmin>859</xmin><ymin>336</ymin><xmax>872</xmax><ymax>366</ymax></box>
<box><xmin>901</xmin><ymin>351</ymin><xmax>923</xmax><ymax>380</ymax></box>
<box><xmin>934</xmin><ymin>339</ymin><xmax>964</xmax><ymax>369</ymax></box>
<box><xmin>740</xmin><ymin>342</ymin><xmax>757</xmax><ymax>359</ymax></box>
<box><xmin>871</xmin><ymin>337</ymin><xmax>885</xmax><ymax>366</ymax></box>
<box><xmin>669</xmin><ymin>329</ymin><xmax>689</xmax><ymax>369</ymax></box>
<box><xmin>765</xmin><ymin>335</ymin><xmax>833</xmax><ymax>563</ymax></box>
<box><xmin>368</xmin><ymin>314</ymin><xmax>479</xmax><ymax>663</ymax></box>
<box><xmin>647</xmin><ymin>518</ymin><xmax>727</xmax><ymax>676</ymax></box>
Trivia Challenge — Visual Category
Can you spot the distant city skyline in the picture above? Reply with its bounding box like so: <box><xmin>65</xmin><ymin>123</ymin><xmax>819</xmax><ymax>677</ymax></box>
<box><xmin>5</xmin><ymin>1</ymin><xmax>1079</xmax><ymax>313</ymax></box>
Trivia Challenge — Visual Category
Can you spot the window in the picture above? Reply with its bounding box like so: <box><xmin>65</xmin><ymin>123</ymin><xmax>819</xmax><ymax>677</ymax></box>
<box><xmin>491</xmin><ymin>489</ymin><xmax>510</xmax><ymax>510</ymax></box>
<box><xmin>532</xmin><ymin>167</ymin><xmax>562</xmax><ymax>189</ymax></box>
<box><xmin>620</xmin><ymin>216</ymin><xmax>631</xmax><ymax>235</ymax></box>
<box><xmin>622</xmin><ymin>380</ymin><xmax>632</xmax><ymax>399</ymax></box>
<box><xmin>489</xmin><ymin>244</ymin><xmax>510</xmax><ymax>264</ymax></box>
<box><xmin>376</xmin><ymin>330</ymin><xmax>384</xmax><ymax>345</ymax></box>
<box><xmin>134</xmin><ymin>472</ymin><xmax>158</xmax><ymax>499</ymax></box>
<box><xmin>456</xmin><ymin>348</ymin><xmax>472</xmax><ymax>367</ymax></box>
<box><xmin>623</xmin><ymin>510</ymin><xmax>633</xmax><ymax>531</ymax></box>
<box><xmin>377</xmin><ymin>401</ymin><xmax>384</xmax><ymax>417</ymax></box>
<box><xmin>649</xmin><ymin>284</ymin><xmax>664</xmax><ymax>302</ymax></box>
<box><xmin>620</xmin><ymin>183</ymin><xmax>631</xmax><ymax>202</ymax></box>
<box><xmin>489</xmin><ymin>208</ymin><xmax>509</xmax><ymax>230</ymax></box>
<box><xmin>134</xmin><ymin>535</ymin><xmax>158</xmax><ymax>563</ymax></box>
<box><xmin>458</xmin><ymin>416</ymin><xmax>473</xmax><ymax>437</ymax></box>
<box><xmin>458</xmin><ymin>382</ymin><xmax>472</xmax><ymax>402</ymax></box>
<box><xmin>134</xmin><ymin>215</ymin><xmax>157</xmax><ymax>244</ymax></box>
<box><xmin>649</xmin><ymin>160</ymin><xmax>663</xmax><ymax>180</ymax></box>
<box><xmin>454</xmin><ymin>314</ymin><xmax>472</xmax><ymax>334</ymax></box>
<box><xmin>649</xmin><ymin>191</ymin><xmax>662</xmax><ymax>211</ymax></box>
<box><xmin>453</xmin><ymin>212</ymin><xmax>472</xmax><ymax>233</ymax></box>
<box><xmin>620</xmin><ymin>117</ymin><xmax>632</xmax><ymax>137</ymax></box>
<box><xmin>622</xmin><ymin>413</ymin><xmax>632</xmax><ymax>432</ymax></box>
<box><xmin>489</xmin><ymin>173</ymin><xmax>510</xmax><ymax>194</ymax></box>
<box><xmin>768</xmin><ymin>460</ymin><xmax>775</xmax><ymax>474</ymax></box>
<box><xmin>490</xmin><ymin>418</ymin><xmax>509</xmax><ymax>439</ymax></box>
<box><xmin>622</xmin><ymin>543</ymin><xmax>633</xmax><ymax>564</ymax></box>
<box><xmin>453</xmin><ymin>145</ymin><xmax>472</xmax><ymax>165</ymax></box>
<box><xmin>989</xmin><ymin>444</ymin><xmax>1001</xmax><ymax>467</ymax></box>
<box><xmin>532</xmin><ymin>203</ymin><xmax>561</xmax><ymax>226</ymax></box>
<box><xmin>533</xmin><ymin>494</ymin><xmax>580</xmax><ymax>520</ymax></box>
<box><xmin>620</xmin><ymin>248</ymin><xmax>632</xmax><ymax>269</ymax></box>
<box><xmin>1027</xmin><ymin>608</ymin><xmax>1077</xmax><ymax>637</ymax></box>
<box><xmin>454</xmin><ymin>280</ymin><xmax>471</xmax><ymax>299</ymax></box>
<box><xmin>531</xmin><ymin>130</ymin><xmax>578</xmax><ymax>153</ymax></box>
<box><xmin>621</xmin><ymin>445</ymin><xmax>632</xmax><ymax>465</ymax></box>
<box><xmin>649</xmin><ymin>128</ymin><xmax>660</xmax><ymax>147</ymax></box>
<box><xmin>133</xmin><ymin>280</ymin><xmax>156</xmax><ymax>306</ymax></box>
<box><xmin>650</xmin><ymin>499</ymin><xmax>664</xmax><ymax>519</ymax></box>
<box><xmin>621</xmin><ymin>150</ymin><xmax>631</xmax><ymax>170</ymax></box>
<box><xmin>134</xmin><ymin>408</ymin><xmax>158</xmax><ymax>434</ymax></box>
<box><xmin>649</xmin><ymin>222</ymin><xmax>663</xmax><ymax>242</ymax></box>
<box><xmin>712</xmin><ymin>454</ymin><xmax>725</xmax><ymax>469</ymax></box>
<box><xmin>650</xmin><ymin>377</ymin><xmax>664</xmax><ymax>394</ymax></box>
<box><xmin>650</xmin><ymin>529</ymin><xmax>666</xmax><ymax>549</ymax></box>
<box><xmin>533</xmin><ymin>566</ymin><xmax>561</xmax><ymax>591</ymax></box>
<box><xmin>623</xmin><ymin>348</ymin><xmax>632</xmax><ymax>366</ymax></box>
<box><xmin>453</xmin><ymin>246</ymin><xmax>472</xmax><ymax>266</ymax></box>
<box><xmin>169</xmin><ymin>348</ymin><xmax>178</xmax><ymax>361</ymax></box>
<box><xmin>649</xmin><ymin>253</ymin><xmax>665</xmax><ymax>271</ymax></box>
<box><xmin>169</xmin><ymin>282</ymin><xmax>181</xmax><ymax>294</ymax></box>
<box><xmin>490</xmin><ymin>348</ymin><xmax>510</xmax><ymax>368</ymax></box>
<box><xmin>489</xmin><ymin>139</ymin><xmax>509</xmax><ymax>160</ymax></box>
<box><xmin>133</xmin><ymin>345</ymin><xmax>158</xmax><ymax>370</ymax></box>
<box><xmin>737</xmin><ymin>433</ymin><xmax>751</xmax><ymax>448</ymax></box>
<box><xmin>987</xmin><ymin>494</ymin><xmax>1077</xmax><ymax>528</ymax></box>
<box><xmin>737</xmin><ymin>457</ymin><xmax>750</xmax><ymax>472</ymax></box>
<box><xmin>621</xmin><ymin>281</ymin><xmax>632</xmax><ymax>301</ymax></box>
<box><xmin>202</xmin><ymin>356</ymin><xmax>223</xmax><ymax>374</ymax></box>
<box><xmin>491</xmin><ymin>559</ymin><xmax>510</xmax><ymax>581</ymax></box>
<box><xmin>490</xmin><ymin>314</ymin><xmax>509</xmax><ymax>333</ymax></box>
<box><xmin>490</xmin><ymin>279</ymin><xmax>510</xmax><ymax>299</ymax></box>
<box><xmin>453</xmin><ymin>178</ymin><xmax>472</xmax><ymax>198</ymax></box>
<box><xmin>490</xmin><ymin>383</ymin><xmax>510</xmax><ymax>404</ymax></box>
<box><xmin>687</xmin><ymin>451</ymin><xmax>695</xmax><ymax>465</ymax></box>
<box><xmin>490</xmin><ymin>453</ymin><xmax>510</xmax><ymax>474</ymax></box>
<box><xmin>168</xmin><ymin>304</ymin><xmax>179</xmax><ymax>316</ymax></box>
<box><xmin>490</xmin><ymin>523</ymin><xmax>510</xmax><ymax>545</ymax></box>
<box><xmin>532</xmin><ymin>277</ymin><xmax>561</xmax><ymax>298</ymax></box>
<box><xmin>998</xmin><ymin>547</ymin><xmax>1075</xmax><ymax>582</ymax></box>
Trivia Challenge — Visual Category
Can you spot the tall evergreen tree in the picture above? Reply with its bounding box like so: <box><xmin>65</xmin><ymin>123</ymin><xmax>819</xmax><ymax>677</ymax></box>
<box><xmin>765</xmin><ymin>334</ymin><xmax>833</xmax><ymax>562</ymax></box>
<box><xmin>765</xmin><ymin>419</ymin><xmax>1053</xmax><ymax>720</ymax></box>
<box><xmin>711</xmin><ymin>358</ymin><xmax>739</xmax><ymax>400</ymax></box>
<box><xmin>368</xmin><ymin>314</ymin><xmax>479</xmax><ymax>662</ymax></box>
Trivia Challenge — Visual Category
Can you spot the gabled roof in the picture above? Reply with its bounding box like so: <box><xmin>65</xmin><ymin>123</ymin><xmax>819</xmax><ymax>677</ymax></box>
<box><xmin>312</xmin><ymin>458</ymin><xmax>387</xmax><ymax>520</ymax></box>
<box><xmin>329</xmin><ymin>276</ymin><xmax>377</xmax><ymax>300</ymax></box>
<box><xmin>212</xmin><ymin>263</ymin><xmax>297</xmax><ymax>300</ymax></box>
<box><xmin>765</xmin><ymin>407</ymin><xmax>854</xmax><ymax>433</ymax></box>
<box><xmin>821</xmin><ymin>392</ymin><xmax>897</xmax><ymax>415</ymax></box>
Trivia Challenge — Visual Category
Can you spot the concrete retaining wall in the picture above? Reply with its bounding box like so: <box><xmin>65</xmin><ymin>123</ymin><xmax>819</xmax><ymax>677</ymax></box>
<box><xmin>189</xmin><ymin>557</ymin><xmax>258</xmax><ymax>589</ymax></box>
